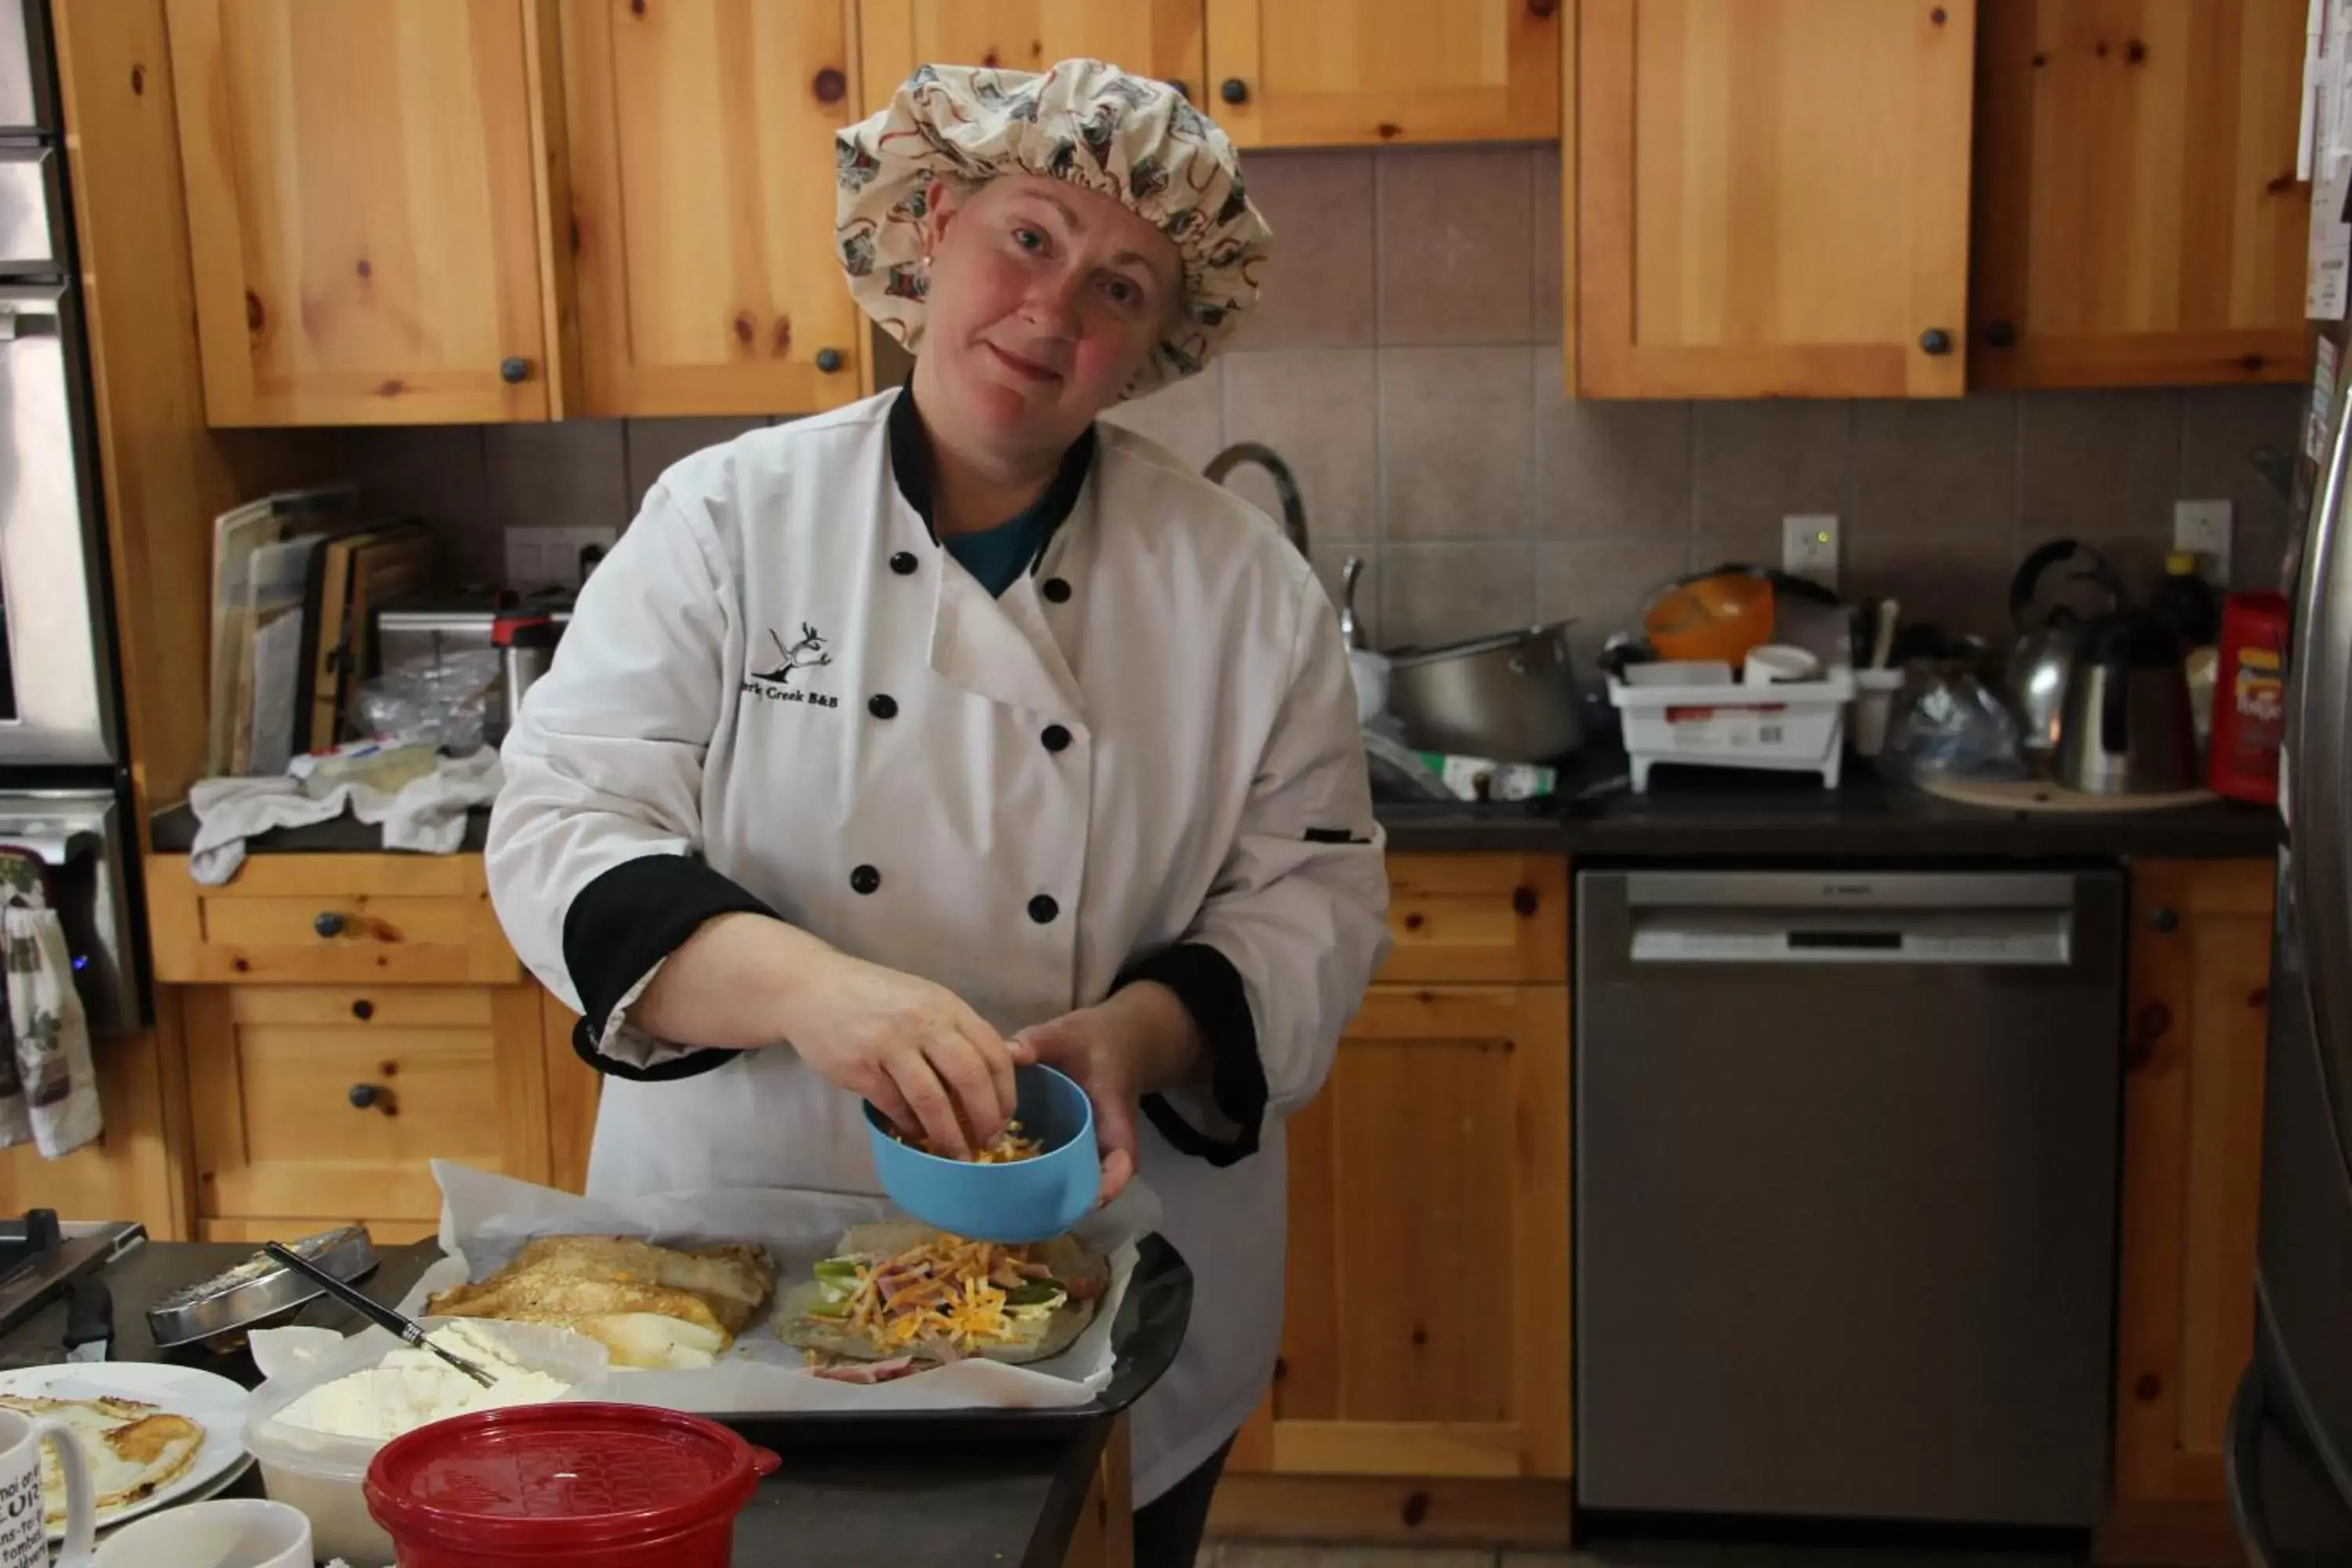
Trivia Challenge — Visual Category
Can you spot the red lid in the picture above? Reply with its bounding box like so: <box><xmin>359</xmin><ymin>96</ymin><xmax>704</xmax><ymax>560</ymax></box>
<box><xmin>492</xmin><ymin>612</ymin><xmax>558</xmax><ymax>648</ymax></box>
<box><xmin>364</xmin><ymin>1402</ymin><xmax>779</xmax><ymax>1552</ymax></box>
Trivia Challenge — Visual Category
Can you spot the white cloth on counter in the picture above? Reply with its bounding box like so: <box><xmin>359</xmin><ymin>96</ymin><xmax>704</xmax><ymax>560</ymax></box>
<box><xmin>188</xmin><ymin>748</ymin><xmax>504</xmax><ymax>886</ymax></box>
<box><xmin>0</xmin><ymin>853</ymin><xmax>102</xmax><ymax>1160</ymax></box>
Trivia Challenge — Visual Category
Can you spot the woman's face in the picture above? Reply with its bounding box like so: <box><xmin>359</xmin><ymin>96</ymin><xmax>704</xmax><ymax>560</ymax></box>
<box><xmin>916</xmin><ymin>173</ymin><xmax>1183</xmax><ymax>460</ymax></box>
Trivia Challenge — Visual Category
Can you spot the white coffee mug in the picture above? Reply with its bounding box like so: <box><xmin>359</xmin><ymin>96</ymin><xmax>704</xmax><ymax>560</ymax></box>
<box><xmin>0</xmin><ymin>1406</ymin><xmax>93</xmax><ymax>1567</ymax></box>
<box><xmin>92</xmin><ymin>1498</ymin><xmax>311</xmax><ymax>1568</ymax></box>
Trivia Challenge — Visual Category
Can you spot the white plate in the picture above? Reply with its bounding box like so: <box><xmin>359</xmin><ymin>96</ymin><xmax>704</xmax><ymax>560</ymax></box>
<box><xmin>0</xmin><ymin>1361</ymin><xmax>251</xmax><ymax>1541</ymax></box>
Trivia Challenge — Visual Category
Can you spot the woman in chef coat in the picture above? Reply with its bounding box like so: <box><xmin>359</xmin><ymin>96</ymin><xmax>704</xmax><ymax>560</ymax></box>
<box><xmin>485</xmin><ymin>58</ymin><xmax>1389</xmax><ymax>1565</ymax></box>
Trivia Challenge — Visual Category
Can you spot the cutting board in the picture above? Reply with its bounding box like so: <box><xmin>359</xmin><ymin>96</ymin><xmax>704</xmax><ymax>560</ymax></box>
<box><xmin>1918</xmin><ymin>774</ymin><xmax>2217</xmax><ymax>813</ymax></box>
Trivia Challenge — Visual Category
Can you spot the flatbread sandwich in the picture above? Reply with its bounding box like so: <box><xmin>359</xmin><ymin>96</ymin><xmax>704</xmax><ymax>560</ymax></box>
<box><xmin>425</xmin><ymin>1234</ymin><xmax>774</xmax><ymax>1370</ymax></box>
<box><xmin>777</xmin><ymin>1221</ymin><xmax>1109</xmax><ymax>1379</ymax></box>
<box><xmin>0</xmin><ymin>1393</ymin><xmax>204</xmax><ymax>1528</ymax></box>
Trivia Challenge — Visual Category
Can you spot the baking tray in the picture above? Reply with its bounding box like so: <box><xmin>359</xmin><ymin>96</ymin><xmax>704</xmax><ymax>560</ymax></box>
<box><xmin>720</xmin><ymin>1231</ymin><xmax>1191</xmax><ymax>1446</ymax></box>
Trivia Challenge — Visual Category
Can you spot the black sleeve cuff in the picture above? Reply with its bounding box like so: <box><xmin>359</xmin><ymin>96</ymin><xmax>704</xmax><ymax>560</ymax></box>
<box><xmin>561</xmin><ymin>854</ymin><xmax>774</xmax><ymax>1083</ymax></box>
<box><xmin>1119</xmin><ymin>943</ymin><xmax>1266</xmax><ymax>1168</ymax></box>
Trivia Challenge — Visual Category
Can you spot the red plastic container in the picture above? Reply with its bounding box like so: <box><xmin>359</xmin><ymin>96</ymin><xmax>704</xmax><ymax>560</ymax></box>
<box><xmin>2208</xmin><ymin>591</ymin><xmax>2292</xmax><ymax>804</ymax></box>
<box><xmin>363</xmin><ymin>1402</ymin><xmax>779</xmax><ymax>1568</ymax></box>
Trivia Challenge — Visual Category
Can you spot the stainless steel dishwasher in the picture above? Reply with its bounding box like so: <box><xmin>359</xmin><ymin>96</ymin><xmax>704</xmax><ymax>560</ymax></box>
<box><xmin>1575</xmin><ymin>868</ymin><xmax>2125</xmax><ymax>1527</ymax></box>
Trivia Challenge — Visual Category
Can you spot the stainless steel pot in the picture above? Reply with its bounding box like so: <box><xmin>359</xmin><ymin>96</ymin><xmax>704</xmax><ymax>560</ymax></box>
<box><xmin>1384</xmin><ymin>622</ymin><xmax>1585</xmax><ymax>763</ymax></box>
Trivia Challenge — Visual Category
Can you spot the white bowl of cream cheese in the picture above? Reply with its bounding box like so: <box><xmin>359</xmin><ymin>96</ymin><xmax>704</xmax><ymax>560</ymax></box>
<box><xmin>244</xmin><ymin>1318</ymin><xmax>608</xmax><ymax>1563</ymax></box>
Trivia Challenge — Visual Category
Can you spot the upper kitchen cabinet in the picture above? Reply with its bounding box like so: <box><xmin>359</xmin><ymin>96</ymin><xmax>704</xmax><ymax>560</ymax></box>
<box><xmin>1574</xmin><ymin>0</ymin><xmax>1976</xmax><ymax>397</ymax></box>
<box><xmin>1971</xmin><ymin>0</ymin><xmax>2310</xmax><ymax>390</ymax></box>
<box><xmin>166</xmin><ymin>0</ymin><xmax>561</xmax><ymax>425</ymax></box>
<box><xmin>855</xmin><ymin>1</ymin><xmax>1207</xmax><ymax>108</ymax></box>
<box><xmin>564</xmin><ymin>0</ymin><xmax>866</xmax><ymax>416</ymax></box>
<box><xmin>1204</xmin><ymin>0</ymin><xmax>1560</xmax><ymax>148</ymax></box>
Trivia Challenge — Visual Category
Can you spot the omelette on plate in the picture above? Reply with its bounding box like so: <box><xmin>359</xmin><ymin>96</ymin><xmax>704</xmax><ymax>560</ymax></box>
<box><xmin>0</xmin><ymin>1392</ymin><xmax>204</xmax><ymax>1528</ymax></box>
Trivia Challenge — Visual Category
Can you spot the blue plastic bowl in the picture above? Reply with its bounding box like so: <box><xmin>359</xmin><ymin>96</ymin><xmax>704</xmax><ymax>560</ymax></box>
<box><xmin>862</xmin><ymin>1062</ymin><xmax>1100</xmax><ymax>1243</ymax></box>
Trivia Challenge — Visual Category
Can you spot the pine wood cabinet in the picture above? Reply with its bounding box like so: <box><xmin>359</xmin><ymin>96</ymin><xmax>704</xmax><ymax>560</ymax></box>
<box><xmin>1230</xmin><ymin>982</ymin><xmax>1572</xmax><ymax>1481</ymax></box>
<box><xmin>1972</xmin><ymin>0</ymin><xmax>2310</xmax><ymax>390</ymax></box>
<box><xmin>1573</xmin><ymin>0</ymin><xmax>1976</xmax><ymax>398</ymax></box>
<box><xmin>564</xmin><ymin>0</ymin><xmax>868</xmax><ymax>416</ymax></box>
<box><xmin>2112</xmin><ymin>858</ymin><xmax>2276</xmax><ymax>1509</ymax></box>
<box><xmin>1229</xmin><ymin>856</ymin><xmax>1571</xmax><ymax>1484</ymax></box>
<box><xmin>1205</xmin><ymin>0</ymin><xmax>1559</xmax><ymax>148</ymax></box>
<box><xmin>183</xmin><ymin>982</ymin><xmax>550</xmax><ymax>1222</ymax></box>
<box><xmin>165</xmin><ymin>0</ymin><xmax>560</xmax><ymax>425</ymax></box>
<box><xmin>857</xmin><ymin>0</ymin><xmax>1205</xmax><ymax>108</ymax></box>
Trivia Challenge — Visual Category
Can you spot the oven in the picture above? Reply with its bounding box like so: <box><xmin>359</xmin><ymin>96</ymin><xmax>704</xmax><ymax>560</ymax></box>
<box><xmin>0</xmin><ymin>5</ymin><xmax>145</xmax><ymax>1034</ymax></box>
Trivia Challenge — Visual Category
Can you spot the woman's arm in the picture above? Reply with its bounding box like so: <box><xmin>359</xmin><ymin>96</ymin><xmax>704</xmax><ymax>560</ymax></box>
<box><xmin>485</xmin><ymin>479</ymin><xmax>1017</xmax><ymax>1154</ymax></box>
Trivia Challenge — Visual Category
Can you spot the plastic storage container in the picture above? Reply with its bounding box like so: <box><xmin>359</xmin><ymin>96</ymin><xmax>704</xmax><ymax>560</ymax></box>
<box><xmin>244</xmin><ymin>1319</ymin><xmax>610</xmax><ymax>1565</ymax></box>
<box><xmin>365</xmin><ymin>1402</ymin><xmax>779</xmax><ymax>1568</ymax></box>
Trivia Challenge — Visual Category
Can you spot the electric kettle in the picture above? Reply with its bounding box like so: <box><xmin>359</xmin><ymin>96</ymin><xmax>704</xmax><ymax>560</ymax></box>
<box><xmin>2053</xmin><ymin>609</ymin><xmax>2198</xmax><ymax>796</ymax></box>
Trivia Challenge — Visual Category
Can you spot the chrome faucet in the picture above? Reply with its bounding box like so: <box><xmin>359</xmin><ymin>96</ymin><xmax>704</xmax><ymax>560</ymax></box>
<box><xmin>1203</xmin><ymin>442</ymin><xmax>1307</xmax><ymax>558</ymax></box>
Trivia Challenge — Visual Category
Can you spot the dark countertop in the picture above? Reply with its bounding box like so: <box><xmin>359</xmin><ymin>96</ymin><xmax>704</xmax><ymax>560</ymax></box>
<box><xmin>4</xmin><ymin>1240</ymin><xmax>1108</xmax><ymax>1567</ymax></box>
<box><xmin>148</xmin><ymin>751</ymin><xmax>2284</xmax><ymax>865</ymax></box>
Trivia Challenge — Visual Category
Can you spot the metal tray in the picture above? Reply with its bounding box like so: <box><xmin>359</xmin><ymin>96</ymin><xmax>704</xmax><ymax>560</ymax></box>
<box><xmin>721</xmin><ymin>1231</ymin><xmax>1191</xmax><ymax>1446</ymax></box>
<box><xmin>145</xmin><ymin>1225</ymin><xmax>378</xmax><ymax>1349</ymax></box>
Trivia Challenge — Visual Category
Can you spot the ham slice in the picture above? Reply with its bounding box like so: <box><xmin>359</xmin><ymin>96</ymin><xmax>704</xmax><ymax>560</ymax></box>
<box><xmin>810</xmin><ymin>1356</ymin><xmax>923</xmax><ymax>1385</ymax></box>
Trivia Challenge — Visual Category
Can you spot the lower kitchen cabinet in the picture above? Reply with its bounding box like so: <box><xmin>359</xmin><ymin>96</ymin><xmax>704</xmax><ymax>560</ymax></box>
<box><xmin>183</xmin><ymin>983</ymin><xmax>551</xmax><ymax>1225</ymax></box>
<box><xmin>2112</xmin><ymin>858</ymin><xmax>2277</xmax><ymax>1512</ymax></box>
<box><xmin>1230</xmin><ymin>981</ymin><xmax>1572</xmax><ymax>1481</ymax></box>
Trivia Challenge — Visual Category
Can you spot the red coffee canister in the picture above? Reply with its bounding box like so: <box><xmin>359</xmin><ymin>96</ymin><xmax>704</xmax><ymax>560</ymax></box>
<box><xmin>2207</xmin><ymin>591</ymin><xmax>2291</xmax><ymax>804</ymax></box>
<box><xmin>364</xmin><ymin>1402</ymin><xmax>779</xmax><ymax>1568</ymax></box>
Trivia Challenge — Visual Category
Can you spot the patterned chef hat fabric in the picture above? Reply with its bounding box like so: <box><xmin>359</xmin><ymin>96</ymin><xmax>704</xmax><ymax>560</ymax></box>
<box><xmin>835</xmin><ymin>59</ymin><xmax>1275</xmax><ymax>400</ymax></box>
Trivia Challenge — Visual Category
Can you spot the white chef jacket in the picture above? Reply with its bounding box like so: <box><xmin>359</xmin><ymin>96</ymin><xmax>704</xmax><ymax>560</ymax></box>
<box><xmin>484</xmin><ymin>387</ymin><xmax>1391</xmax><ymax>1502</ymax></box>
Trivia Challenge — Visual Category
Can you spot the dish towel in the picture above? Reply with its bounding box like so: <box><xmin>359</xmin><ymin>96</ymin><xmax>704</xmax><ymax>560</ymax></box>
<box><xmin>189</xmin><ymin>748</ymin><xmax>506</xmax><ymax>887</ymax></box>
<box><xmin>0</xmin><ymin>852</ymin><xmax>102</xmax><ymax>1159</ymax></box>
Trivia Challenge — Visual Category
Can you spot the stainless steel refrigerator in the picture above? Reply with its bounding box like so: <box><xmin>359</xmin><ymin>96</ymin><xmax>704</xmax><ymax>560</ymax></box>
<box><xmin>2227</xmin><ymin>200</ymin><xmax>2352</xmax><ymax>1555</ymax></box>
<box><xmin>0</xmin><ymin>0</ymin><xmax>145</xmax><ymax>1036</ymax></box>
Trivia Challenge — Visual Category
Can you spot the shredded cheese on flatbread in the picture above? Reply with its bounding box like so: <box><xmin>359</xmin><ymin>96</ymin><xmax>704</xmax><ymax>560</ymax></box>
<box><xmin>834</xmin><ymin>1238</ymin><xmax>1055</xmax><ymax>1354</ymax></box>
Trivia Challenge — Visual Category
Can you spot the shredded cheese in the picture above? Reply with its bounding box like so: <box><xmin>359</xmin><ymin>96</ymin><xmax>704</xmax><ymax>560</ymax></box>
<box><xmin>834</xmin><ymin>1237</ymin><xmax>1055</xmax><ymax>1354</ymax></box>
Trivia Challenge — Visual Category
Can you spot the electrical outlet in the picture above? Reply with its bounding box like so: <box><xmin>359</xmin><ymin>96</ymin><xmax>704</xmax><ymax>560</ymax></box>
<box><xmin>2172</xmin><ymin>499</ymin><xmax>2233</xmax><ymax>586</ymax></box>
<box><xmin>1782</xmin><ymin>514</ymin><xmax>1840</xmax><ymax>588</ymax></box>
<box><xmin>505</xmin><ymin>527</ymin><xmax>618</xmax><ymax>590</ymax></box>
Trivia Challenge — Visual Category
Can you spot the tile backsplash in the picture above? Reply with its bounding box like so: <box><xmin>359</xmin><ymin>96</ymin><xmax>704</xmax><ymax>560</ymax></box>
<box><xmin>332</xmin><ymin>145</ymin><xmax>2305</xmax><ymax>661</ymax></box>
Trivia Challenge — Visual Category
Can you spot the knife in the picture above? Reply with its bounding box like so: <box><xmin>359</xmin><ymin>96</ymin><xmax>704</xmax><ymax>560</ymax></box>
<box><xmin>63</xmin><ymin>1276</ymin><xmax>110</xmax><ymax>1363</ymax></box>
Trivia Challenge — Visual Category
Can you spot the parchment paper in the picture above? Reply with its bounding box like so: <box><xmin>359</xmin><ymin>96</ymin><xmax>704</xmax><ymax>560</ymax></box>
<box><xmin>390</xmin><ymin>1160</ymin><xmax>1160</xmax><ymax>1414</ymax></box>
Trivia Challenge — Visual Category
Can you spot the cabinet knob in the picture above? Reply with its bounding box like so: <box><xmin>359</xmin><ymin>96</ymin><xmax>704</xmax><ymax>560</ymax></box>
<box><xmin>499</xmin><ymin>356</ymin><xmax>533</xmax><ymax>384</ymax></box>
<box><xmin>1167</xmin><ymin>78</ymin><xmax>1190</xmax><ymax>103</ymax></box>
<box><xmin>814</xmin><ymin>347</ymin><xmax>844</xmax><ymax>373</ymax></box>
<box><xmin>1918</xmin><ymin>328</ymin><xmax>1953</xmax><ymax>355</ymax></box>
<box><xmin>347</xmin><ymin>1083</ymin><xmax>383</xmax><ymax>1110</ymax></box>
<box><xmin>1984</xmin><ymin>319</ymin><xmax>2018</xmax><ymax>349</ymax></box>
<box><xmin>351</xmin><ymin>999</ymin><xmax>374</xmax><ymax>1022</ymax></box>
<box><xmin>313</xmin><ymin>911</ymin><xmax>346</xmax><ymax>938</ymax></box>
<box><xmin>2150</xmin><ymin>906</ymin><xmax>2180</xmax><ymax>933</ymax></box>
<box><xmin>1220</xmin><ymin>78</ymin><xmax>1250</xmax><ymax>105</ymax></box>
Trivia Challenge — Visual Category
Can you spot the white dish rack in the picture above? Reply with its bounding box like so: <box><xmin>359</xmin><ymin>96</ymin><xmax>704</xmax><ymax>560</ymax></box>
<box><xmin>1607</xmin><ymin>600</ymin><xmax>1856</xmax><ymax>790</ymax></box>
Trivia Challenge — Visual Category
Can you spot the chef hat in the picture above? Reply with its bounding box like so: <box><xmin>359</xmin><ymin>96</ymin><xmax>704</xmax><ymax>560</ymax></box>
<box><xmin>834</xmin><ymin>59</ymin><xmax>1275</xmax><ymax>400</ymax></box>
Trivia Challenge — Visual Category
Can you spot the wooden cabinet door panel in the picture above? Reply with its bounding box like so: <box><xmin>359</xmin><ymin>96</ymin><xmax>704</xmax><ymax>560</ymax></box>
<box><xmin>1206</xmin><ymin>0</ymin><xmax>1559</xmax><ymax>148</ymax></box>
<box><xmin>146</xmin><ymin>855</ymin><xmax>521</xmax><ymax>987</ymax></box>
<box><xmin>2114</xmin><ymin>859</ymin><xmax>2274</xmax><ymax>1504</ymax></box>
<box><xmin>1253</xmin><ymin>984</ymin><xmax>1570</xmax><ymax>1479</ymax></box>
<box><xmin>187</xmin><ymin>985</ymin><xmax>550</xmax><ymax>1220</ymax></box>
<box><xmin>1577</xmin><ymin>0</ymin><xmax>1974</xmax><ymax>397</ymax></box>
<box><xmin>563</xmin><ymin>0</ymin><xmax>865</xmax><ymax>416</ymax></box>
<box><xmin>167</xmin><ymin>0</ymin><xmax>554</xmax><ymax>424</ymax></box>
<box><xmin>1379</xmin><ymin>855</ymin><xmax>1568</xmax><ymax>986</ymax></box>
<box><xmin>1972</xmin><ymin>0</ymin><xmax>2308</xmax><ymax>389</ymax></box>
<box><xmin>857</xmin><ymin>1</ymin><xmax>1204</xmax><ymax>107</ymax></box>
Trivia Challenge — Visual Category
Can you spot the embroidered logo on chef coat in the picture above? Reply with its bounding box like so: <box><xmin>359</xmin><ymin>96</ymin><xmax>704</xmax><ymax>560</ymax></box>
<box><xmin>742</xmin><ymin>623</ymin><xmax>841</xmax><ymax>708</ymax></box>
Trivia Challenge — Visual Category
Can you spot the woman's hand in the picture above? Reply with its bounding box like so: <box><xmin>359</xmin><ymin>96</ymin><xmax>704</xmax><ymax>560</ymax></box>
<box><xmin>773</xmin><ymin>948</ymin><xmax>1028</xmax><ymax>1160</ymax></box>
<box><xmin>1015</xmin><ymin>982</ymin><xmax>1207</xmax><ymax>1203</ymax></box>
